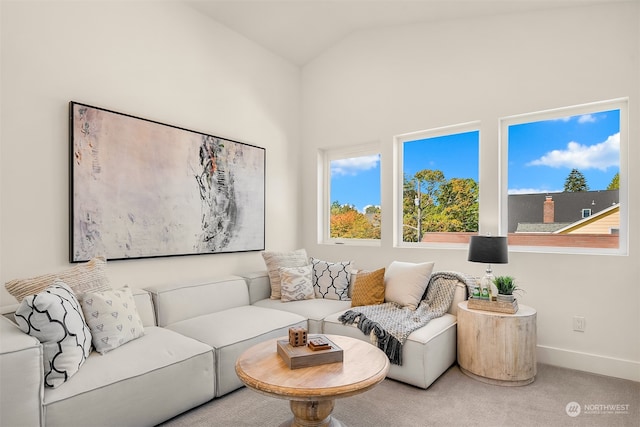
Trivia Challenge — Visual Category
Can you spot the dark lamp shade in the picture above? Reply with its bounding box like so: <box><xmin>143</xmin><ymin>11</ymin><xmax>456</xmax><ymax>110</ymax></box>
<box><xmin>467</xmin><ymin>236</ymin><xmax>508</xmax><ymax>264</ymax></box>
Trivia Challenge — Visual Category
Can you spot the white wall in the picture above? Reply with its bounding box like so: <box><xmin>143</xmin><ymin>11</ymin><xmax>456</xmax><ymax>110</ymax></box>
<box><xmin>301</xmin><ymin>3</ymin><xmax>640</xmax><ymax>381</ymax></box>
<box><xmin>0</xmin><ymin>2</ymin><xmax>301</xmax><ymax>305</ymax></box>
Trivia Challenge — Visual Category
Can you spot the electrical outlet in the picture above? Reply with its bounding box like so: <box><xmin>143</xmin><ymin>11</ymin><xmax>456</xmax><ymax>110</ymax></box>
<box><xmin>573</xmin><ymin>316</ymin><xmax>586</xmax><ymax>332</ymax></box>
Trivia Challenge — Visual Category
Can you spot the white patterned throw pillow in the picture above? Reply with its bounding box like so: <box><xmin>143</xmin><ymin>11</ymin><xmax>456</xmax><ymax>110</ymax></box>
<box><xmin>279</xmin><ymin>265</ymin><xmax>315</xmax><ymax>302</ymax></box>
<box><xmin>81</xmin><ymin>286</ymin><xmax>145</xmax><ymax>354</ymax></box>
<box><xmin>310</xmin><ymin>258</ymin><xmax>353</xmax><ymax>301</ymax></box>
<box><xmin>262</xmin><ymin>249</ymin><xmax>309</xmax><ymax>299</ymax></box>
<box><xmin>15</xmin><ymin>281</ymin><xmax>92</xmax><ymax>388</ymax></box>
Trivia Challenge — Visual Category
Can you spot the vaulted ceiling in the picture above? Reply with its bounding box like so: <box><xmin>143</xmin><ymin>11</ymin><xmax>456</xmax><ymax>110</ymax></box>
<box><xmin>186</xmin><ymin>0</ymin><xmax>617</xmax><ymax>65</ymax></box>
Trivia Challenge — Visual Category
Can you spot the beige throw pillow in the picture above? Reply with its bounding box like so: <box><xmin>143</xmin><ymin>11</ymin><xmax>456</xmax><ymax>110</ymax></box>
<box><xmin>261</xmin><ymin>249</ymin><xmax>308</xmax><ymax>299</ymax></box>
<box><xmin>5</xmin><ymin>257</ymin><xmax>112</xmax><ymax>302</ymax></box>
<box><xmin>384</xmin><ymin>261</ymin><xmax>435</xmax><ymax>310</ymax></box>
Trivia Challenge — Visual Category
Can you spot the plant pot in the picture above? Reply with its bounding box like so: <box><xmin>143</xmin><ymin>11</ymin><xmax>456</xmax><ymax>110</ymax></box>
<box><xmin>496</xmin><ymin>294</ymin><xmax>514</xmax><ymax>303</ymax></box>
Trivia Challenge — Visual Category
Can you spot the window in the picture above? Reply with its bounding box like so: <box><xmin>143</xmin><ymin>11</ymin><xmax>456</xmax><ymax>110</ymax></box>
<box><xmin>319</xmin><ymin>144</ymin><xmax>381</xmax><ymax>244</ymax></box>
<box><xmin>394</xmin><ymin>122</ymin><xmax>480</xmax><ymax>246</ymax></box>
<box><xmin>500</xmin><ymin>98</ymin><xmax>628</xmax><ymax>254</ymax></box>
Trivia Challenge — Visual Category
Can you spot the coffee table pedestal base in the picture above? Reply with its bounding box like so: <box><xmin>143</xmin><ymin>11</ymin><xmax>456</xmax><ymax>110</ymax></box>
<box><xmin>280</xmin><ymin>399</ymin><xmax>344</xmax><ymax>427</ymax></box>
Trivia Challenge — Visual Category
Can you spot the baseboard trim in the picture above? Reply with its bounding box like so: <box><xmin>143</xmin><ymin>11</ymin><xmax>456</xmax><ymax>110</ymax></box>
<box><xmin>537</xmin><ymin>345</ymin><xmax>640</xmax><ymax>382</ymax></box>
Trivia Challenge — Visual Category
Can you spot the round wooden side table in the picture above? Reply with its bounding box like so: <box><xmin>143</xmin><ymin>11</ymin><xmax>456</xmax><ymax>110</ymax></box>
<box><xmin>457</xmin><ymin>300</ymin><xmax>537</xmax><ymax>386</ymax></box>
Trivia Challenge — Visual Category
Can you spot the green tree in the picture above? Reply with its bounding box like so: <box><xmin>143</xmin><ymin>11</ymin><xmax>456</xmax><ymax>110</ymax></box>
<box><xmin>402</xmin><ymin>170</ymin><xmax>478</xmax><ymax>241</ymax></box>
<box><xmin>607</xmin><ymin>172</ymin><xmax>619</xmax><ymax>190</ymax></box>
<box><xmin>402</xmin><ymin>177</ymin><xmax>419</xmax><ymax>242</ymax></box>
<box><xmin>331</xmin><ymin>201</ymin><xmax>357</xmax><ymax>214</ymax></box>
<box><xmin>438</xmin><ymin>178</ymin><xmax>479</xmax><ymax>232</ymax></box>
<box><xmin>563</xmin><ymin>168</ymin><xmax>589</xmax><ymax>192</ymax></box>
<box><xmin>365</xmin><ymin>205</ymin><xmax>381</xmax><ymax>214</ymax></box>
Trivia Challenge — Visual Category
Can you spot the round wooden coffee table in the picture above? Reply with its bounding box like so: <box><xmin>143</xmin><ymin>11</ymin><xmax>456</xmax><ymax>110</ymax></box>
<box><xmin>235</xmin><ymin>334</ymin><xmax>389</xmax><ymax>427</ymax></box>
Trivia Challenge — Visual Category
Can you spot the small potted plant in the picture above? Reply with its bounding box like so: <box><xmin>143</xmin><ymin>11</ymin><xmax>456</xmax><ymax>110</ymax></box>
<box><xmin>492</xmin><ymin>276</ymin><xmax>521</xmax><ymax>303</ymax></box>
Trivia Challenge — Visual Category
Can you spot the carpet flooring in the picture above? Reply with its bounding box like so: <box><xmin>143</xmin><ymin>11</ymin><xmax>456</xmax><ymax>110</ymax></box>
<box><xmin>158</xmin><ymin>363</ymin><xmax>639</xmax><ymax>426</ymax></box>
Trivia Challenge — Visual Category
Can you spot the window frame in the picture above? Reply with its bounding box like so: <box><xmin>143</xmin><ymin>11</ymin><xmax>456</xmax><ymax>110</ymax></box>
<box><xmin>499</xmin><ymin>98</ymin><xmax>629</xmax><ymax>256</ymax></box>
<box><xmin>318</xmin><ymin>142</ymin><xmax>382</xmax><ymax>246</ymax></box>
<box><xmin>393</xmin><ymin>121</ymin><xmax>481</xmax><ymax>249</ymax></box>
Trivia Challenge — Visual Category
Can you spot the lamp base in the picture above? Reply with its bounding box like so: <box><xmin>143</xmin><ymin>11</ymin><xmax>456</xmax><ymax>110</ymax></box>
<box><xmin>480</xmin><ymin>268</ymin><xmax>497</xmax><ymax>301</ymax></box>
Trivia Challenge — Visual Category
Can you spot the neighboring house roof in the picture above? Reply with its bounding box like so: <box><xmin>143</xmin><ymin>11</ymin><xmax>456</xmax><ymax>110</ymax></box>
<box><xmin>515</xmin><ymin>222</ymin><xmax>572</xmax><ymax>233</ymax></box>
<box><xmin>508</xmin><ymin>190</ymin><xmax>619</xmax><ymax>233</ymax></box>
<box><xmin>553</xmin><ymin>203</ymin><xmax>620</xmax><ymax>234</ymax></box>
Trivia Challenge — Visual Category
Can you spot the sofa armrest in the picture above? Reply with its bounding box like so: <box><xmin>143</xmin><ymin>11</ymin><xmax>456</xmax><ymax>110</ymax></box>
<box><xmin>448</xmin><ymin>282</ymin><xmax>469</xmax><ymax>316</ymax></box>
<box><xmin>0</xmin><ymin>316</ymin><xmax>43</xmax><ymax>427</ymax></box>
<box><xmin>241</xmin><ymin>271</ymin><xmax>271</xmax><ymax>304</ymax></box>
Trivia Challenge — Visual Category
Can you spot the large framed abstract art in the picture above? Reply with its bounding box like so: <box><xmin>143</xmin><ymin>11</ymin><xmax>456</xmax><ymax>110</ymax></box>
<box><xmin>69</xmin><ymin>102</ymin><xmax>265</xmax><ymax>262</ymax></box>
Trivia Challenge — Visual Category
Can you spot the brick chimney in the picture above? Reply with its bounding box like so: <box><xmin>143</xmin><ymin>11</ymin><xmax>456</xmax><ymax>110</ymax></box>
<box><xmin>543</xmin><ymin>195</ymin><xmax>554</xmax><ymax>223</ymax></box>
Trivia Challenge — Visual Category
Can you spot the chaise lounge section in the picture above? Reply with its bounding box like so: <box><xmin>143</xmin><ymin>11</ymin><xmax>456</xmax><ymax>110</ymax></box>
<box><xmin>243</xmin><ymin>269</ymin><xmax>470</xmax><ymax>389</ymax></box>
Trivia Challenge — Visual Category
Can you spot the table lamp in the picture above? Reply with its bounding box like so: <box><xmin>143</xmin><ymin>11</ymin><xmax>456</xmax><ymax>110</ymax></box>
<box><xmin>467</xmin><ymin>235</ymin><xmax>508</xmax><ymax>300</ymax></box>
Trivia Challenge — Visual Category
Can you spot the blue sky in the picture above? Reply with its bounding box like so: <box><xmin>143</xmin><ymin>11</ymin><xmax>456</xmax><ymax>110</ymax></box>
<box><xmin>508</xmin><ymin>109</ymin><xmax>620</xmax><ymax>194</ymax></box>
<box><xmin>331</xmin><ymin>110</ymin><xmax>620</xmax><ymax>212</ymax></box>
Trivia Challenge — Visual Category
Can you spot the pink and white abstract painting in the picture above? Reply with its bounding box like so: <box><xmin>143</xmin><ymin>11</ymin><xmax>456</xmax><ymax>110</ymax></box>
<box><xmin>70</xmin><ymin>102</ymin><xmax>265</xmax><ymax>262</ymax></box>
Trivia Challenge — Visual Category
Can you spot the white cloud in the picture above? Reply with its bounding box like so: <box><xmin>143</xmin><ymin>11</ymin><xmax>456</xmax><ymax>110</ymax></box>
<box><xmin>552</xmin><ymin>113</ymin><xmax>598</xmax><ymax>124</ymax></box>
<box><xmin>552</xmin><ymin>116</ymin><xmax>572</xmax><ymax>122</ymax></box>
<box><xmin>331</xmin><ymin>154</ymin><xmax>380</xmax><ymax>176</ymax></box>
<box><xmin>526</xmin><ymin>132</ymin><xmax>619</xmax><ymax>171</ymax></box>
<box><xmin>577</xmin><ymin>114</ymin><xmax>597</xmax><ymax>124</ymax></box>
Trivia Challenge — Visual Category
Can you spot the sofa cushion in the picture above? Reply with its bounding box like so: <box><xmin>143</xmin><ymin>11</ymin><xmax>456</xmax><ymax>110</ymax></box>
<box><xmin>322</xmin><ymin>309</ymin><xmax>458</xmax><ymax>389</ymax></box>
<box><xmin>146</xmin><ymin>276</ymin><xmax>249</xmax><ymax>327</ymax></box>
<box><xmin>5</xmin><ymin>257</ymin><xmax>112</xmax><ymax>302</ymax></box>
<box><xmin>253</xmin><ymin>297</ymin><xmax>351</xmax><ymax>334</ymax></box>
<box><xmin>43</xmin><ymin>326</ymin><xmax>215</xmax><ymax>427</ymax></box>
<box><xmin>351</xmin><ymin>268</ymin><xmax>386</xmax><ymax>307</ymax></box>
<box><xmin>384</xmin><ymin>261</ymin><xmax>435</xmax><ymax>310</ymax></box>
<box><xmin>310</xmin><ymin>258</ymin><xmax>353</xmax><ymax>301</ymax></box>
<box><xmin>15</xmin><ymin>281</ymin><xmax>92</xmax><ymax>388</ymax></box>
<box><xmin>166</xmin><ymin>305</ymin><xmax>306</xmax><ymax>396</ymax></box>
<box><xmin>81</xmin><ymin>287</ymin><xmax>145</xmax><ymax>354</ymax></box>
<box><xmin>280</xmin><ymin>265</ymin><xmax>315</xmax><ymax>302</ymax></box>
<box><xmin>262</xmin><ymin>249</ymin><xmax>309</xmax><ymax>300</ymax></box>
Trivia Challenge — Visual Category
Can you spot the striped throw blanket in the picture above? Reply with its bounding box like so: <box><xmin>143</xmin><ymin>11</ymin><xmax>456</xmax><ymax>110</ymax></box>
<box><xmin>339</xmin><ymin>271</ymin><xmax>475</xmax><ymax>365</ymax></box>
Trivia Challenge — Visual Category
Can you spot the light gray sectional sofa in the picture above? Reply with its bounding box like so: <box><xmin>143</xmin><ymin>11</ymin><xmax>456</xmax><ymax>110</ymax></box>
<box><xmin>0</xmin><ymin>270</ymin><xmax>469</xmax><ymax>427</ymax></box>
<box><xmin>0</xmin><ymin>288</ymin><xmax>215</xmax><ymax>427</ymax></box>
